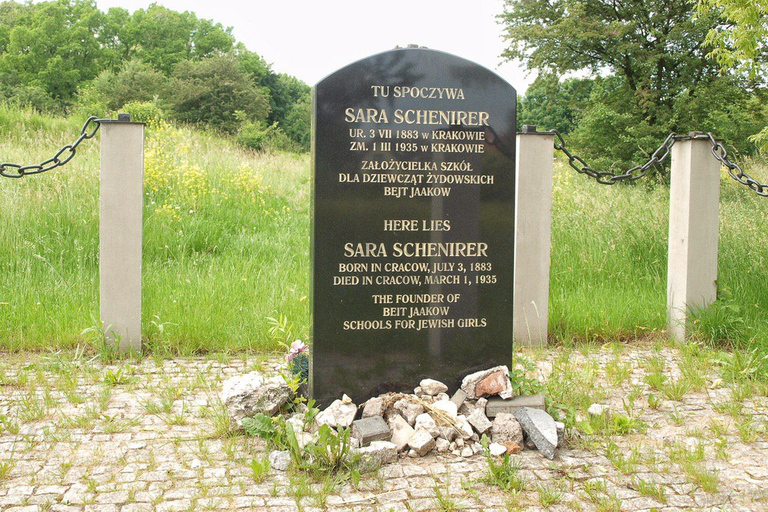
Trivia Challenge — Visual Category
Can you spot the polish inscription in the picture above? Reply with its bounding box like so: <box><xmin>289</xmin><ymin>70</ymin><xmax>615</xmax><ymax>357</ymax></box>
<box><xmin>311</xmin><ymin>48</ymin><xmax>516</xmax><ymax>407</ymax></box>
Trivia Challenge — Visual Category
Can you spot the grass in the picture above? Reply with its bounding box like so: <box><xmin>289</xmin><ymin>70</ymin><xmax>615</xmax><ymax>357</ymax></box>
<box><xmin>1</xmin><ymin>104</ymin><xmax>309</xmax><ymax>353</ymax></box>
<box><xmin>2</xmin><ymin>103</ymin><xmax>768</xmax><ymax>354</ymax></box>
<box><xmin>482</xmin><ymin>454</ymin><xmax>526</xmax><ymax>494</ymax></box>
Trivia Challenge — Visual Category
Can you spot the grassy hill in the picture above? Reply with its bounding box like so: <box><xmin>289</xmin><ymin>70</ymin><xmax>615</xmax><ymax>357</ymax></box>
<box><xmin>1</xmin><ymin>105</ymin><xmax>766</xmax><ymax>355</ymax></box>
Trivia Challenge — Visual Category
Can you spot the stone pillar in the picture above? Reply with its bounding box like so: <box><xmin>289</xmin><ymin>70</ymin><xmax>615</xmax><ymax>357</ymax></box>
<box><xmin>99</xmin><ymin>115</ymin><xmax>144</xmax><ymax>352</ymax></box>
<box><xmin>513</xmin><ymin>126</ymin><xmax>554</xmax><ymax>347</ymax></box>
<box><xmin>667</xmin><ymin>133</ymin><xmax>721</xmax><ymax>341</ymax></box>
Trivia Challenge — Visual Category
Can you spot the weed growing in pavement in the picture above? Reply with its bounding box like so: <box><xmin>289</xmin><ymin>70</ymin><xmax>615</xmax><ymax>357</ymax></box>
<box><xmin>668</xmin><ymin>441</ymin><xmax>720</xmax><ymax>493</ymax></box>
<box><xmin>537</xmin><ymin>483</ymin><xmax>564</xmax><ymax>508</ymax></box>
<box><xmin>632</xmin><ymin>478</ymin><xmax>667</xmax><ymax>504</ymax></box>
<box><xmin>605</xmin><ymin>442</ymin><xmax>640</xmax><ymax>474</ymax></box>
<box><xmin>481</xmin><ymin>451</ymin><xmax>526</xmax><ymax>494</ymax></box>
<box><xmin>582</xmin><ymin>479</ymin><xmax>621</xmax><ymax>512</ymax></box>
<box><xmin>242</xmin><ymin>404</ymin><xmax>363</xmax><ymax>481</ymax></box>
<box><xmin>103</xmin><ymin>366</ymin><xmax>135</xmax><ymax>386</ymax></box>
<box><xmin>0</xmin><ymin>444</ymin><xmax>15</xmax><ymax>480</ymax></box>
<box><xmin>433</xmin><ymin>477</ymin><xmax>463</xmax><ymax>511</ymax></box>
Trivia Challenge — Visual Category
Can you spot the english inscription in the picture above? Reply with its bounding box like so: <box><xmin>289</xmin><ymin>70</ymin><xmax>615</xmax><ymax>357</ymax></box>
<box><xmin>311</xmin><ymin>48</ymin><xmax>516</xmax><ymax>407</ymax></box>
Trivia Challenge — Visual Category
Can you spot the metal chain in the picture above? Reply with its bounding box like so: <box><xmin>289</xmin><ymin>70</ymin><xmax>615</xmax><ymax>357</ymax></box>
<box><xmin>549</xmin><ymin>129</ymin><xmax>768</xmax><ymax>197</ymax></box>
<box><xmin>706</xmin><ymin>133</ymin><xmax>768</xmax><ymax>197</ymax></box>
<box><xmin>0</xmin><ymin>117</ymin><xmax>101</xmax><ymax>179</ymax></box>
<box><xmin>550</xmin><ymin>129</ymin><xmax>678</xmax><ymax>185</ymax></box>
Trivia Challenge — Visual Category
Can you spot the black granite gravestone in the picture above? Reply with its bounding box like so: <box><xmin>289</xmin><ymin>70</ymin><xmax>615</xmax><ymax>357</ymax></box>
<box><xmin>311</xmin><ymin>48</ymin><xmax>516</xmax><ymax>407</ymax></box>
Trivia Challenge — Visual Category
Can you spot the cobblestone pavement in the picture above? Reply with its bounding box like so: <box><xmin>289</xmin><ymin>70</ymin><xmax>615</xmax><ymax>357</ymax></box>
<box><xmin>1</xmin><ymin>343</ymin><xmax>767</xmax><ymax>512</ymax></box>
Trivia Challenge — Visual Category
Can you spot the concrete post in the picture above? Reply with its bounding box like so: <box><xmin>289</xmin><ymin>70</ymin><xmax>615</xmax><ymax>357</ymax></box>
<box><xmin>100</xmin><ymin>115</ymin><xmax>144</xmax><ymax>352</ymax></box>
<box><xmin>667</xmin><ymin>133</ymin><xmax>721</xmax><ymax>342</ymax></box>
<box><xmin>513</xmin><ymin>126</ymin><xmax>554</xmax><ymax>347</ymax></box>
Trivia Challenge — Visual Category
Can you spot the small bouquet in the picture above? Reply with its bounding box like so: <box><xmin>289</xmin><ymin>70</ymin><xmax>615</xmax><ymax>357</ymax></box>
<box><xmin>286</xmin><ymin>340</ymin><xmax>309</xmax><ymax>383</ymax></box>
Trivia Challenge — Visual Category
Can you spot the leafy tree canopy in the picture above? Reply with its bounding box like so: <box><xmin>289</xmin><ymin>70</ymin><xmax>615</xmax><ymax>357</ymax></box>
<box><xmin>0</xmin><ymin>0</ymin><xmax>310</xmax><ymax>149</ymax></box>
<box><xmin>698</xmin><ymin>0</ymin><xmax>768</xmax><ymax>80</ymax></box>
<box><xmin>501</xmin><ymin>0</ymin><xmax>768</xmax><ymax>168</ymax></box>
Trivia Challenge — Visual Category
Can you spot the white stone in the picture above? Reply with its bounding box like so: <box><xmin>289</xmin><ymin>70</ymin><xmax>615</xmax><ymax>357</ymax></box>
<box><xmin>456</xmin><ymin>415</ymin><xmax>474</xmax><ymax>440</ymax></box>
<box><xmin>467</xmin><ymin>408</ymin><xmax>492</xmax><ymax>435</ymax></box>
<box><xmin>460</xmin><ymin>446</ymin><xmax>474</xmax><ymax>457</ymax></box>
<box><xmin>393</xmin><ymin>398</ymin><xmax>424</xmax><ymax>426</ymax></box>
<box><xmin>438</xmin><ymin>425</ymin><xmax>458</xmax><ymax>442</ymax></box>
<box><xmin>419</xmin><ymin>379</ymin><xmax>448</xmax><ymax>396</ymax></box>
<box><xmin>316</xmin><ymin>399</ymin><xmax>357</xmax><ymax>428</ymax></box>
<box><xmin>220</xmin><ymin>372</ymin><xmax>291</xmax><ymax>427</ymax></box>
<box><xmin>414</xmin><ymin>413</ymin><xmax>440</xmax><ymax>438</ymax></box>
<box><xmin>356</xmin><ymin>441</ymin><xmax>397</xmax><ymax>470</ymax></box>
<box><xmin>491</xmin><ymin>413</ymin><xmax>523</xmax><ymax>445</ymax></box>
<box><xmin>431</xmin><ymin>400</ymin><xmax>458</xmax><ymax>420</ymax></box>
<box><xmin>555</xmin><ymin>421</ymin><xmax>565</xmax><ymax>444</ymax></box>
<box><xmin>435</xmin><ymin>438</ymin><xmax>451</xmax><ymax>453</ymax></box>
<box><xmin>268</xmin><ymin>450</ymin><xmax>291</xmax><ymax>471</ymax></box>
<box><xmin>362</xmin><ymin>397</ymin><xmax>387</xmax><ymax>418</ymax></box>
<box><xmin>286</xmin><ymin>415</ymin><xmax>304</xmax><ymax>433</ymax></box>
<box><xmin>587</xmin><ymin>403</ymin><xmax>607</xmax><ymax>416</ymax></box>
<box><xmin>407</xmin><ymin>428</ymin><xmax>436</xmax><ymax>456</ymax></box>
<box><xmin>388</xmin><ymin>414</ymin><xmax>415</xmax><ymax>452</ymax></box>
<box><xmin>489</xmin><ymin>442</ymin><xmax>507</xmax><ymax>456</ymax></box>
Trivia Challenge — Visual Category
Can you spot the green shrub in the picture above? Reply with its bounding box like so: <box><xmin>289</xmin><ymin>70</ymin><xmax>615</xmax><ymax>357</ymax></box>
<box><xmin>120</xmin><ymin>101</ymin><xmax>165</xmax><ymax>124</ymax></box>
<box><xmin>237</xmin><ymin>120</ymin><xmax>298</xmax><ymax>152</ymax></box>
<box><xmin>78</xmin><ymin>61</ymin><xmax>167</xmax><ymax>113</ymax></box>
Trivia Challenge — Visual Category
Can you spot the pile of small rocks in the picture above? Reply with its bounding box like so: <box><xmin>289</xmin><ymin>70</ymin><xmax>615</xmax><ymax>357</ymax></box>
<box><xmin>220</xmin><ymin>365</ymin><xmax>563</xmax><ymax>470</ymax></box>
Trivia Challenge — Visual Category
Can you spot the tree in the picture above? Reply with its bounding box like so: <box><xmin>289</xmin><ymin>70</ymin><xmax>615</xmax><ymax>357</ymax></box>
<box><xmin>698</xmin><ymin>0</ymin><xmax>768</xmax><ymax>151</ymax></box>
<box><xmin>518</xmin><ymin>74</ymin><xmax>594</xmax><ymax>133</ymax></box>
<box><xmin>0</xmin><ymin>0</ymin><xmax>104</xmax><ymax>102</ymax></box>
<box><xmin>500</xmin><ymin>0</ymin><xmax>723</xmax><ymax>121</ymax></box>
<box><xmin>698</xmin><ymin>0</ymin><xmax>768</xmax><ymax>80</ymax></box>
<box><xmin>281</xmin><ymin>95</ymin><xmax>311</xmax><ymax>151</ymax></box>
<box><xmin>80</xmin><ymin>60</ymin><xmax>167</xmax><ymax>111</ymax></box>
<box><xmin>500</xmin><ymin>0</ymin><xmax>767</xmax><ymax>165</ymax></box>
<box><xmin>167</xmin><ymin>56</ymin><xmax>270</xmax><ymax>133</ymax></box>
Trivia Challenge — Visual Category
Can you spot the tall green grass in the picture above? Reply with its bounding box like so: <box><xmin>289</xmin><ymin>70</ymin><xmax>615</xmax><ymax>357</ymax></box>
<box><xmin>1</xmin><ymin>105</ymin><xmax>766</xmax><ymax>353</ymax></box>
<box><xmin>549</xmin><ymin>164</ymin><xmax>768</xmax><ymax>350</ymax></box>
<box><xmin>1</xmin><ymin>105</ymin><xmax>309</xmax><ymax>353</ymax></box>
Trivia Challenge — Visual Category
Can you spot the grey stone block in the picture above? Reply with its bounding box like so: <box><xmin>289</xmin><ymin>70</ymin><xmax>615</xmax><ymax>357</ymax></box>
<box><xmin>485</xmin><ymin>394</ymin><xmax>546</xmax><ymax>418</ymax></box>
<box><xmin>351</xmin><ymin>416</ymin><xmax>391</xmax><ymax>447</ymax></box>
<box><xmin>450</xmin><ymin>389</ymin><xmax>467</xmax><ymax>409</ymax></box>
<box><xmin>514</xmin><ymin>407</ymin><xmax>558</xmax><ymax>460</ymax></box>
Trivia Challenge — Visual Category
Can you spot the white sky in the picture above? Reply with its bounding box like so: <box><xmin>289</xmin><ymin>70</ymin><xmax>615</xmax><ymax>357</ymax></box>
<box><xmin>92</xmin><ymin>0</ymin><xmax>535</xmax><ymax>93</ymax></box>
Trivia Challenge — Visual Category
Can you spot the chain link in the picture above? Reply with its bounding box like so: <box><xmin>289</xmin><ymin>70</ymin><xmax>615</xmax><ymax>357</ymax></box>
<box><xmin>0</xmin><ymin>117</ymin><xmax>101</xmax><ymax>179</ymax></box>
<box><xmin>549</xmin><ymin>129</ymin><xmax>768</xmax><ymax>197</ymax></box>
<box><xmin>550</xmin><ymin>129</ymin><xmax>678</xmax><ymax>185</ymax></box>
<box><xmin>706</xmin><ymin>133</ymin><xmax>768</xmax><ymax>197</ymax></box>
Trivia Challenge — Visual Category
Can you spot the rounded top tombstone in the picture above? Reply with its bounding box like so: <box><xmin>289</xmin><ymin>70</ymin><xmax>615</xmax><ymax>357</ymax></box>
<box><xmin>311</xmin><ymin>48</ymin><xmax>516</xmax><ymax>408</ymax></box>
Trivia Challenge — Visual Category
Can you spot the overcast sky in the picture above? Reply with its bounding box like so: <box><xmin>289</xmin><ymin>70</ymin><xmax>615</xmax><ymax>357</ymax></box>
<box><xmin>92</xmin><ymin>0</ymin><xmax>535</xmax><ymax>93</ymax></box>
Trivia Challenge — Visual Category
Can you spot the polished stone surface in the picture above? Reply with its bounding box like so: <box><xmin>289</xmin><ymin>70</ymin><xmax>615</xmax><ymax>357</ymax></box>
<box><xmin>311</xmin><ymin>48</ymin><xmax>516</xmax><ymax>407</ymax></box>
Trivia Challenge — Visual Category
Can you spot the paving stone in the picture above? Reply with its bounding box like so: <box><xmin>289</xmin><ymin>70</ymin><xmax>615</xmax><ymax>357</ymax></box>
<box><xmin>351</xmin><ymin>416</ymin><xmax>391</xmax><ymax>446</ymax></box>
<box><xmin>1</xmin><ymin>349</ymin><xmax>766</xmax><ymax>512</ymax></box>
<box><xmin>485</xmin><ymin>394</ymin><xmax>546</xmax><ymax>418</ymax></box>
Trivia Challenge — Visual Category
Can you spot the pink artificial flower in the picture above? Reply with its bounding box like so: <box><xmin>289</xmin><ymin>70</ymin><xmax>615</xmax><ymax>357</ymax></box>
<box><xmin>285</xmin><ymin>340</ymin><xmax>308</xmax><ymax>363</ymax></box>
